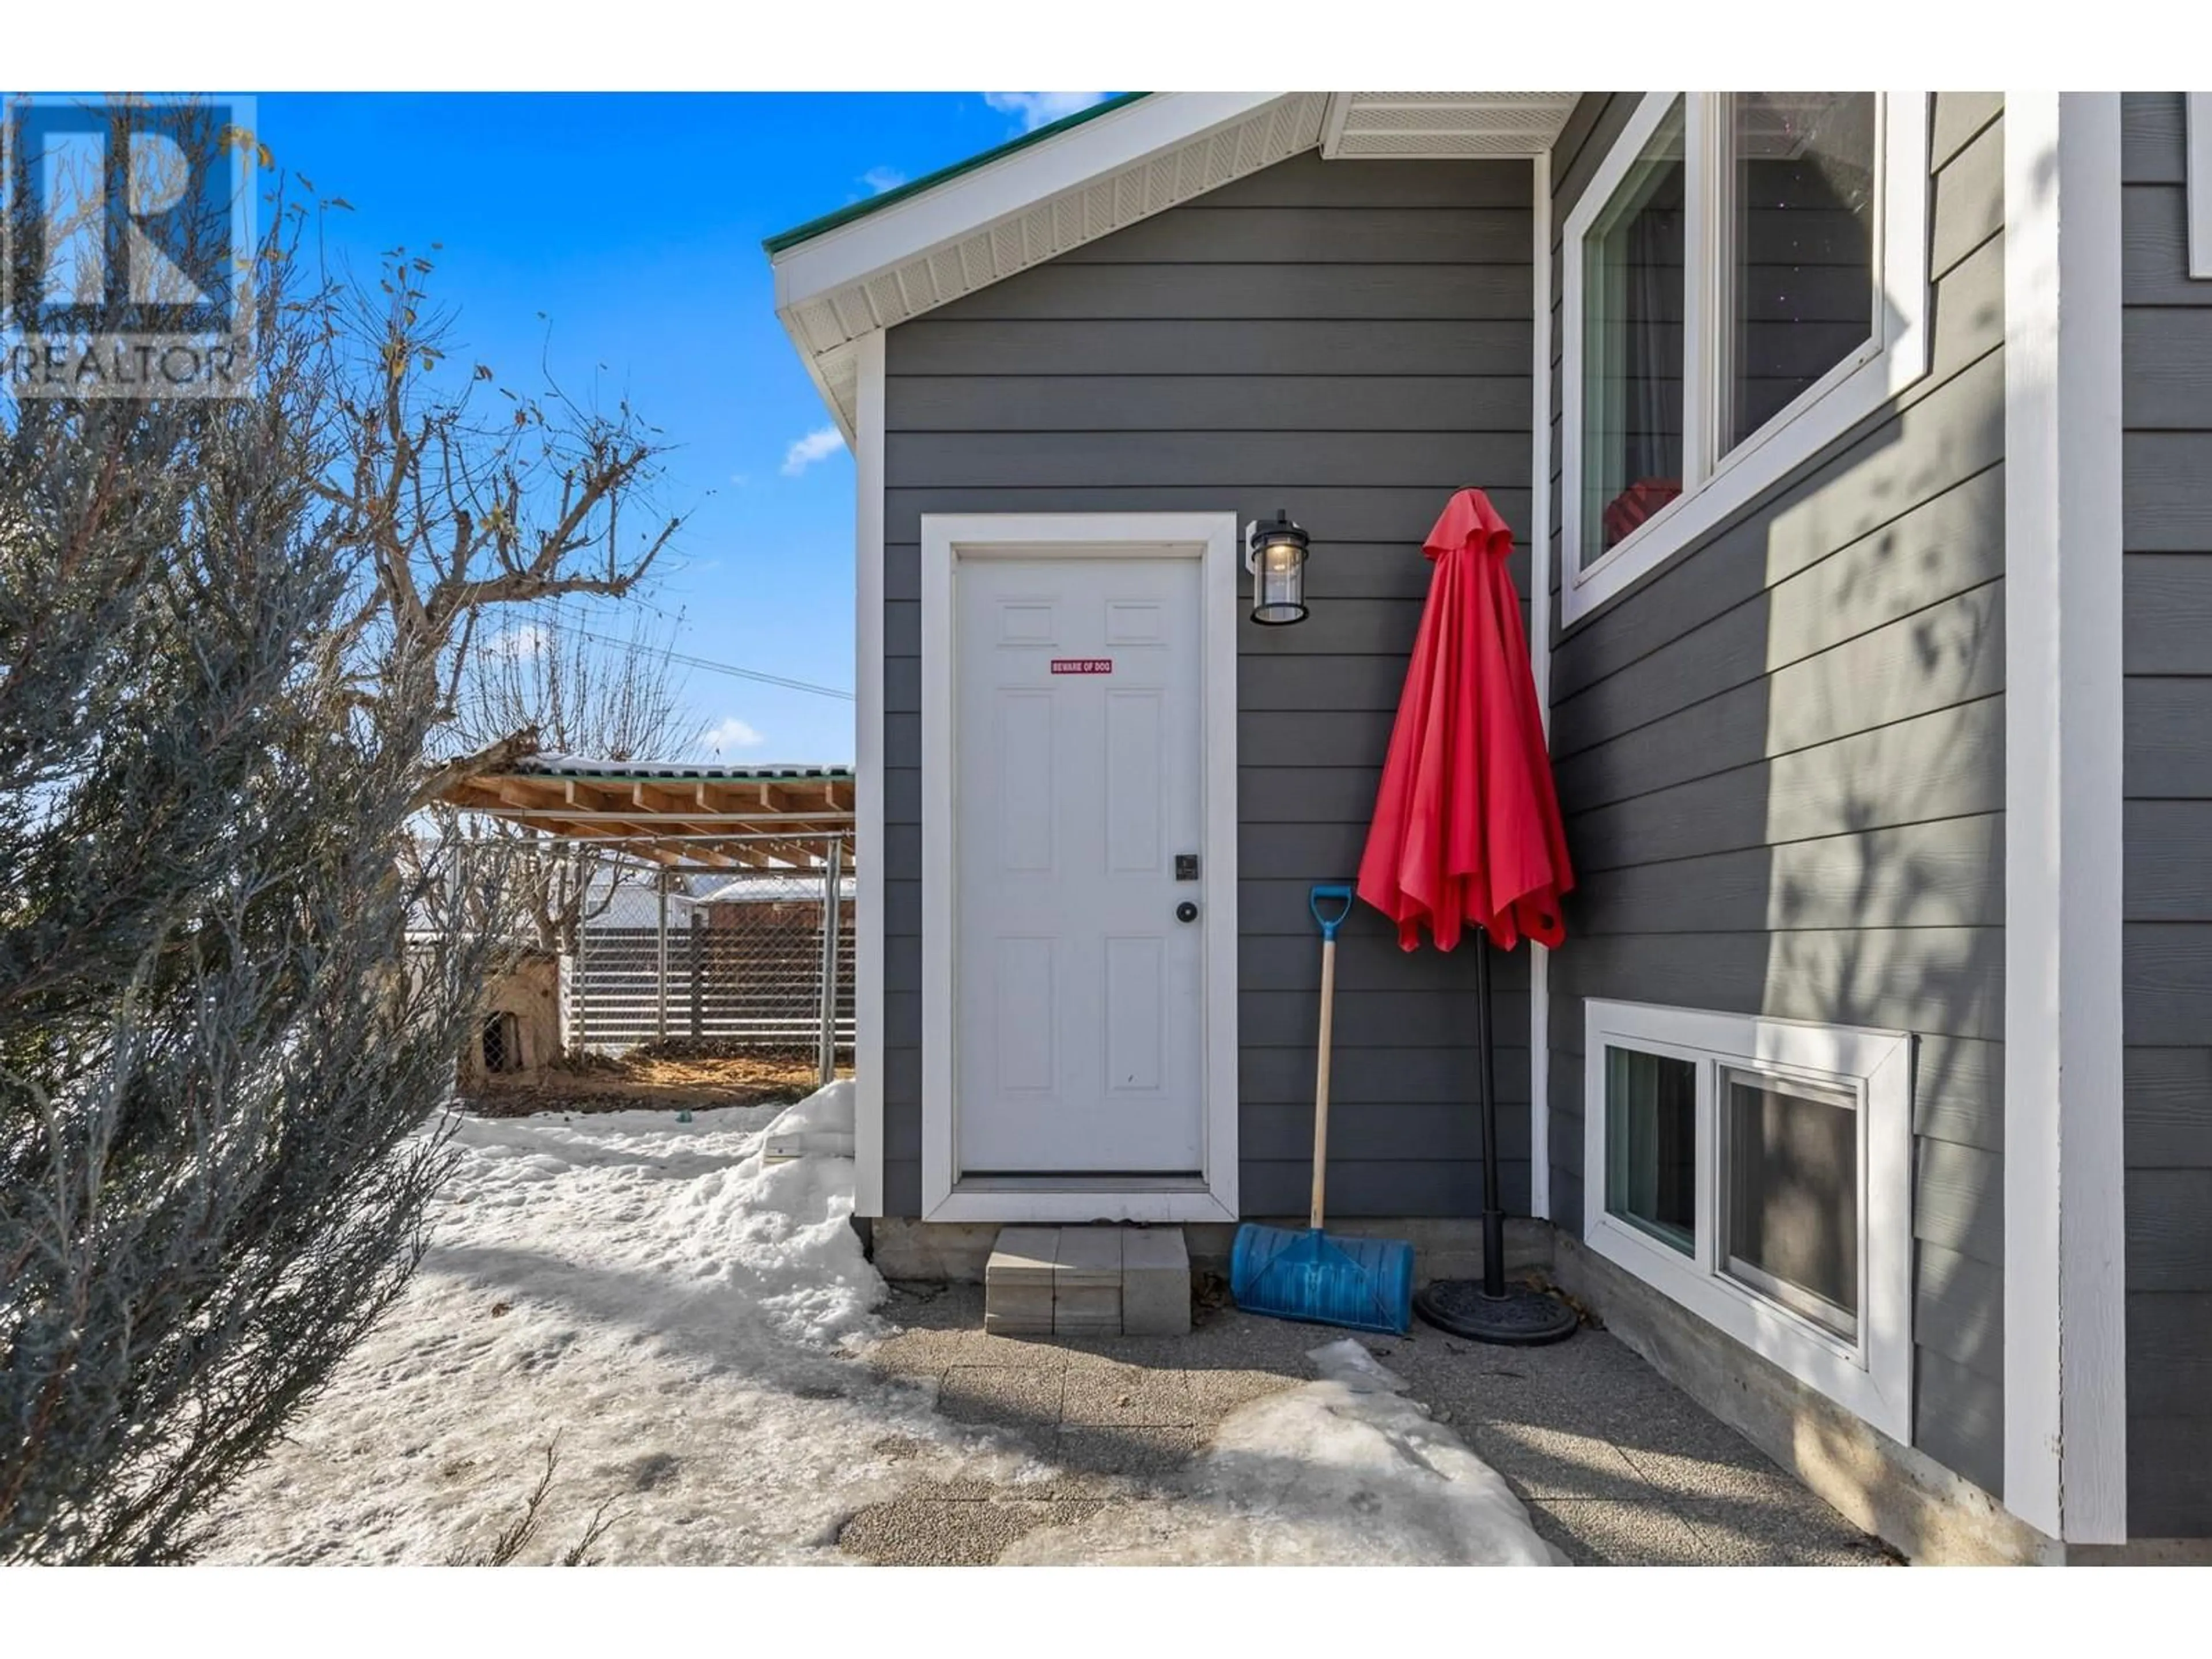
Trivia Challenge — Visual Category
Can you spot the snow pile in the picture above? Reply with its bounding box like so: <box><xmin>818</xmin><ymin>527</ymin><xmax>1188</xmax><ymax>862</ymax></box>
<box><xmin>204</xmin><ymin>1081</ymin><xmax>1563</xmax><ymax>1566</ymax></box>
<box><xmin>1003</xmin><ymin>1338</ymin><xmax>1566</xmax><ymax>1566</ymax></box>
<box><xmin>761</xmin><ymin>1078</ymin><xmax>857</xmax><ymax>1164</ymax></box>
<box><xmin>203</xmin><ymin>1089</ymin><xmax>1023</xmax><ymax>1565</ymax></box>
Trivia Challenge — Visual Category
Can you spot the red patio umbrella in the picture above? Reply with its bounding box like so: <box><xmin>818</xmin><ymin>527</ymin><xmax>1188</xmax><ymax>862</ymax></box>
<box><xmin>1357</xmin><ymin>487</ymin><xmax>1571</xmax><ymax>953</ymax></box>
<box><xmin>1355</xmin><ymin>487</ymin><xmax>1578</xmax><ymax>1343</ymax></box>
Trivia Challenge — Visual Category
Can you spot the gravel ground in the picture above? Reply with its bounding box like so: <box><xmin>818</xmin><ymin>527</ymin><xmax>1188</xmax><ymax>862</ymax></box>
<box><xmin>845</xmin><ymin>1281</ymin><xmax>1903</xmax><ymax>1567</ymax></box>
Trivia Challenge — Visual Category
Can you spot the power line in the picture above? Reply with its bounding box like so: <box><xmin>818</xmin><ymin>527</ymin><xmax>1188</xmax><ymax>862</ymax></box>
<box><xmin>558</xmin><ymin>624</ymin><xmax>854</xmax><ymax>702</ymax></box>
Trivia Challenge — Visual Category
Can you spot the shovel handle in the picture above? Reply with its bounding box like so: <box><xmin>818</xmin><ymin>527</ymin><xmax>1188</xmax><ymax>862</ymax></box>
<box><xmin>1311</xmin><ymin>930</ymin><xmax>1338</xmax><ymax>1231</ymax></box>
<box><xmin>1309</xmin><ymin>883</ymin><xmax>1354</xmax><ymax>941</ymax></box>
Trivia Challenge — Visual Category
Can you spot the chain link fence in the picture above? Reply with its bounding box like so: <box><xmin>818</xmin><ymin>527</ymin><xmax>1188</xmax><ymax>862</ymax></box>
<box><xmin>568</xmin><ymin>865</ymin><xmax>853</xmax><ymax>1061</ymax></box>
<box><xmin>543</xmin><ymin>835</ymin><xmax>853</xmax><ymax>1076</ymax></box>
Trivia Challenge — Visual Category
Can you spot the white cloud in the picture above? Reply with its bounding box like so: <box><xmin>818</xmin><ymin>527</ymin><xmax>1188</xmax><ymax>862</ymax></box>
<box><xmin>482</xmin><ymin>622</ymin><xmax>548</xmax><ymax>662</ymax></box>
<box><xmin>859</xmin><ymin>165</ymin><xmax>906</xmax><ymax>194</ymax></box>
<box><xmin>983</xmin><ymin>92</ymin><xmax>1110</xmax><ymax>133</ymax></box>
<box><xmin>704</xmin><ymin>716</ymin><xmax>764</xmax><ymax>753</ymax></box>
<box><xmin>781</xmin><ymin>425</ymin><xmax>847</xmax><ymax>477</ymax></box>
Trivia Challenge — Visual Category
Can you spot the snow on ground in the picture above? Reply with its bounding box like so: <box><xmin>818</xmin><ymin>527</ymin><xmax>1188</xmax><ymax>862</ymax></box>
<box><xmin>1005</xmin><ymin>1339</ymin><xmax>1566</xmax><ymax>1566</ymax></box>
<box><xmin>206</xmin><ymin>1081</ymin><xmax>1560</xmax><ymax>1566</ymax></box>
<box><xmin>203</xmin><ymin>1085</ymin><xmax>1032</xmax><ymax>1565</ymax></box>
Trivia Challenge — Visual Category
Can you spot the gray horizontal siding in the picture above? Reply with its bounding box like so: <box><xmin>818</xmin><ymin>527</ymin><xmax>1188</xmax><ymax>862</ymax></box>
<box><xmin>2122</xmin><ymin>552</ymin><xmax>2212</xmax><ymax>668</ymax></box>
<box><xmin>2132</xmin><ymin>1419</ymin><xmax>2212</xmax><ymax>1540</ymax></box>
<box><xmin>1551</xmin><ymin>584</ymin><xmax>2005</xmax><ymax>806</ymax></box>
<box><xmin>884</xmin><ymin>430</ymin><xmax>1521</xmax><ymax>489</ymax></box>
<box><xmin>2122</xmin><ymin>92</ymin><xmax>2212</xmax><ymax>1539</ymax></box>
<box><xmin>1241</xmin><ymin>1159</ymin><xmax>1532</xmax><ymax>1217</ymax></box>
<box><xmin>1053</xmin><ymin>205</ymin><xmax>1533</xmax><ymax>264</ymax></box>
<box><xmin>880</xmin><ymin>149</ymin><xmax>1536</xmax><ymax>1220</ymax></box>
<box><xmin>1131</xmin><ymin>157</ymin><xmax>1535</xmax><ymax>210</ymax></box>
<box><xmin>886</xmin><ymin>537</ymin><xmax>1529</xmax><ymax>605</ymax></box>
<box><xmin>926</xmin><ymin>262</ymin><xmax>1531</xmax><ymax>321</ymax></box>
<box><xmin>885</xmin><ymin>375</ymin><xmax>1532</xmax><ymax>433</ymax></box>
<box><xmin>2121</xmin><ymin>311</ymin><xmax>2212</xmax><ymax>429</ymax></box>
<box><xmin>888</xmin><ymin>319</ymin><xmax>1532</xmax><ymax>377</ymax></box>
<box><xmin>1548</xmin><ymin>445</ymin><xmax>2007</xmax><ymax>706</ymax></box>
<box><xmin>1565</xmin><ymin>698</ymin><xmax>2005</xmax><ymax>873</ymax></box>
<box><xmin>885</xmin><ymin>487</ymin><xmax>1535</xmax><ymax>548</ymax></box>
<box><xmin>1541</xmin><ymin>93</ymin><xmax>2008</xmax><ymax>1500</ymax></box>
<box><xmin>2127</xmin><ymin>1292</ymin><xmax>2212</xmax><ymax>1416</ymax></box>
<box><xmin>1916</xmin><ymin>1349</ymin><xmax>2004</xmax><ymax>1498</ymax></box>
<box><xmin>1567</xmin><ymin>817</ymin><xmax>2005</xmax><ymax>934</ymax></box>
<box><xmin>1244</xmin><ymin>1103</ymin><xmax>1533</xmax><ymax>1164</ymax></box>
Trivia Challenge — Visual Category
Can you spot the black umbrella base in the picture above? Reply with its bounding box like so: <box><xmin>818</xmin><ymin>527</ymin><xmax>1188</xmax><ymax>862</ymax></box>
<box><xmin>1414</xmin><ymin>1279</ymin><xmax>1581</xmax><ymax>1346</ymax></box>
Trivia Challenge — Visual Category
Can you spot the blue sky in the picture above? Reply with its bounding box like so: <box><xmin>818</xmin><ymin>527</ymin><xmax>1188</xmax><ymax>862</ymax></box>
<box><xmin>256</xmin><ymin>92</ymin><xmax>1110</xmax><ymax>765</ymax></box>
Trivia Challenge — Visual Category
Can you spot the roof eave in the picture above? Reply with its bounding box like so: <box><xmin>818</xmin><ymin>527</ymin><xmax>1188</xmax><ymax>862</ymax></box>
<box><xmin>766</xmin><ymin>91</ymin><xmax>1584</xmax><ymax>431</ymax></box>
<box><xmin>768</xmin><ymin>92</ymin><xmax>1292</xmax><ymax>304</ymax></box>
<box><xmin>761</xmin><ymin>91</ymin><xmax>1153</xmax><ymax>257</ymax></box>
<box><xmin>770</xmin><ymin>92</ymin><xmax>1313</xmax><ymax>429</ymax></box>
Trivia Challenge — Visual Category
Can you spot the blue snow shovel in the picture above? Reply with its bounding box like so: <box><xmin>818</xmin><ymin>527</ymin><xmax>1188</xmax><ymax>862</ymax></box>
<box><xmin>1230</xmin><ymin>884</ymin><xmax>1414</xmax><ymax>1335</ymax></box>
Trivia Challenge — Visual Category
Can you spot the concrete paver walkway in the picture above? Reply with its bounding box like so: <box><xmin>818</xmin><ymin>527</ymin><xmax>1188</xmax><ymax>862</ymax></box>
<box><xmin>844</xmin><ymin>1281</ymin><xmax>1902</xmax><ymax>1566</ymax></box>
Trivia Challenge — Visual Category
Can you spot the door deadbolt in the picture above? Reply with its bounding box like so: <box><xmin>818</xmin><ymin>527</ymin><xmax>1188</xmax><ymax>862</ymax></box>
<box><xmin>1175</xmin><ymin>901</ymin><xmax>1199</xmax><ymax>924</ymax></box>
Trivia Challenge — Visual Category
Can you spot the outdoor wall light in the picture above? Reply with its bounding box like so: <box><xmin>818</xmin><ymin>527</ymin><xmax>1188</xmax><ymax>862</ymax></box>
<box><xmin>1245</xmin><ymin>510</ymin><xmax>1310</xmax><ymax>626</ymax></box>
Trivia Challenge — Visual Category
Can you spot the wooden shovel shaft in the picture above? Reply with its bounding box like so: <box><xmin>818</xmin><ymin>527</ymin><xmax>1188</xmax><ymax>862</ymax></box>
<box><xmin>1310</xmin><ymin>932</ymin><xmax>1337</xmax><ymax>1230</ymax></box>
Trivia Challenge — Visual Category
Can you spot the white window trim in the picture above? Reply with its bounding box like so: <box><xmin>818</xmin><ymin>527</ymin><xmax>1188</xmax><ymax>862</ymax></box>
<box><xmin>1559</xmin><ymin>93</ymin><xmax>1933</xmax><ymax>626</ymax></box>
<box><xmin>2189</xmin><ymin>93</ymin><xmax>2212</xmax><ymax>279</ymax></box>
<box><xmin>1581</xmin><ymin>998</ymin><xmax>1914</xmax><ymax>1443</ymax></box>
<box><xmin>918</xmin><ymin>512</ymin><xmax>1240</xmax><ymax>1225</ymax></box>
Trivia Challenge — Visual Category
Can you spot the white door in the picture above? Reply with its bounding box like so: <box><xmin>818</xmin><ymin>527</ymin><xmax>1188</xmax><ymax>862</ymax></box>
<box><xmin>955</xmin><ymin>554</ymin><xmax>1206</xmax><ymax>1175</ymax></box>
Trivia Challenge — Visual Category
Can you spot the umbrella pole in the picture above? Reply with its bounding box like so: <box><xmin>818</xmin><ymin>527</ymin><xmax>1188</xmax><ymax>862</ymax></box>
<box><xmin>1408</xmin><ymin>933</ymin><xmax>1580</xmax><ymax>1346</ymax></box>
<box><xmin>1476</xmin><ymin>937</ymin><xmax>1506</xmax><ymax>1299</ymax></box>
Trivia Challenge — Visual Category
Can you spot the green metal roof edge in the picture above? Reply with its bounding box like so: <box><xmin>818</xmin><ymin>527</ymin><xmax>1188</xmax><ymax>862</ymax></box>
<box><xmin>762</xmin><ymin>92</ymin><xmax>1150</xmax><ymax>256</ymax></box>
<box><xmin>510</xmin><ymin>760</ymin><xmax>855</xmax><ymax>782</ymax></box>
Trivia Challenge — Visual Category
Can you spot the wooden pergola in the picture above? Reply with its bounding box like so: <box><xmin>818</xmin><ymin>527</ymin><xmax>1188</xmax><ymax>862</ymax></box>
<box><xmin>438</xmin><ymin>758</ymin><xmax>855</xmax><ymax>870</ymax></box>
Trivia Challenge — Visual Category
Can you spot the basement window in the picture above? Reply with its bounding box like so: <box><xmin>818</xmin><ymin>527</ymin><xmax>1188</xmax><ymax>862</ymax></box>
<box><xmin>1582</xmin><ymin>999</ymin><xmax>1912</xmax><ymax>1440</ymax></box>
<box><xmin>1562</xmin><ymin>93</ymin><xmax>1932</xmax><ymax>624</ymax></box>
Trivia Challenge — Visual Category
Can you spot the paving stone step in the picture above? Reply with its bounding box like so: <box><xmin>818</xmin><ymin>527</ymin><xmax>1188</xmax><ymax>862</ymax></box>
<box><xmin>982</xmin><ymin>1224</ymin><xmax>1191</xmax><ymax>1337</ymax></box>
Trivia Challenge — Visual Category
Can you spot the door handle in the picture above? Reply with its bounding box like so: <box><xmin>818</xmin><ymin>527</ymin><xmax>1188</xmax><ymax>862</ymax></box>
<box><xmin>1175</xmin><ymin>901</ymin><xmax>1199</xmax><ymax>924</ymax></box>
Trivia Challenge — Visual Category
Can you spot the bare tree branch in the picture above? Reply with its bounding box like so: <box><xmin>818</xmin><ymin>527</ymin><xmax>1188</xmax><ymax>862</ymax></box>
<box><xmin>452</xmin><ymin>608</ymin><xmax>703</xmax><ymax>957</ymax></box>
<box><xmin>0</xmin><ymin>94</ymin><xmax>685</xmax><ymax>1563</ymax></box>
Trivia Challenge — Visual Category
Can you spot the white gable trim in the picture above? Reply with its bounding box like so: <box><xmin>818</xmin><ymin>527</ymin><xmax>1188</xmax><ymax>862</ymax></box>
<box><xmin>772</xmin><ymin>93</ymin><xmax>1324</xmax><ymax>431</ymax></box>
<box><xmin>770</xmin><ymin>90</ymin><xmax>1582</xmax><ymax>432</ymax></box>
<box><xmin>772</xmin><ymin>92</ymin><xmax>1296</xmax><ymax>309</ymax></box>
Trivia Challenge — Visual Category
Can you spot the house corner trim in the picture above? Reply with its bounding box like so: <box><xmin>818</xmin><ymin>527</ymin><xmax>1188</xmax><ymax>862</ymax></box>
<box><xmin>2002</xmin><ymin>90</ymin><xmax>2129</xmax><ymax>1546</ymax></box>
<box><xmin>2188</xmin><ymin>93</ymin><xmax>2212</xmax><ymax>279</ymax></box>
<box><xmin>852</xmin><ymin>331</ymin><xmax>887</xmax><ymax>1218</ymax></box>
<box><xmin>1529</xmin><ymin>146</ymin><xmax>1555</xmax><ymax>1222</ymax></box>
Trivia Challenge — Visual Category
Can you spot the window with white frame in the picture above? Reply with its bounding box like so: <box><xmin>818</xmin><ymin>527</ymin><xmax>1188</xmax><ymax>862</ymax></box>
<box><xmin>1561</xmin><ymin>93</ymin><xmax>1932</xmax><ymax>624</ymax></box>
<box><xmin>1582</xmin><ymin>999</ymin><xmax>1913</xmax><ymax>1440</ymax></box>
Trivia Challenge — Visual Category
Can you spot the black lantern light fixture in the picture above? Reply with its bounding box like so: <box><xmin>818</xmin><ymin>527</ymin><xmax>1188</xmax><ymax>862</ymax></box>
<box><xmin>1245</xmin><ymin>509</ymin><xmax>1310</xmax><ymax>626</ymax></box>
